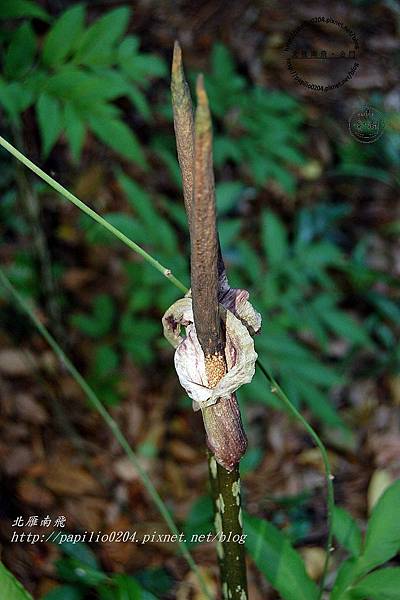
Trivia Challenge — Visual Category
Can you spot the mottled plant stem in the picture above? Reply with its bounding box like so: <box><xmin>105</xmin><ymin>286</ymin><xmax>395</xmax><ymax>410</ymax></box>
<box><xmin>172</xmin><ymin>42</ymin><xmax>248</xmax><ymax>600</ymax></box>
<box><xmin>208</xmin><ymin>452</ymin><xmax>248</xmax><ymax>600</ymax></box>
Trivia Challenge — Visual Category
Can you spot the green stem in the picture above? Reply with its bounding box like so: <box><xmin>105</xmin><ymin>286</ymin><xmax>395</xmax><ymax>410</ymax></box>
<box><xmin>208</xmin><ymin>455</ymin><xmax>247</xmax><ymax>600</ymax></box>
<box><xmin>0</xmin><ymin>268</ymin><xmax>212</xmax><ymax>600</ymax></box>
<box><xmin>0</xmin><ymin>135</ymin><xmax>187</xmax><ymax>295</ymax></box>
<box><xmin>257</xmin><ymin>359</ymin><xmax>334</xmax><ymax>599</ymax></box>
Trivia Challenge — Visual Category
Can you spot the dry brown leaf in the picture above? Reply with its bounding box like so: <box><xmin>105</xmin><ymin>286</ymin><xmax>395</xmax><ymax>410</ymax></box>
<box><xmin>17</xmin><ymin>480</ymin><xmax>55</xmax><ymax>508</ymax></box>
<box><xmin>15</xmin><ymin>394</ymin><xmax>48</xmax><ymax>425</ymax></box>
<box><xmin>176</xmin><ymin>567</ymin><xmax>217</xmax><ymax>600</ymax></box>
<box><xmin>0</xmin><ymin>349</ymin><xmax>32</xmax><ymax>376</ymax></box>
<box><xmin>43</xmin><ymin>460</ymin><xmax>101</xmax><ymax>496</ymax></box>
<box><xmin>300</xmin><ymin>547</ymin><xmax>326</xmax><ymax>581</ymax></box>
<box><xmin>368</xmin><ymin>469</ymin><xmax>393</xmax><ymax>513</ymax></box>
<box><xmin>167</xmin><ymin>439</ymin><xmax>199</xmax><ymax>462</ymax></box>
<box><xmin>4</xmin><ymin>446</ymin><xmax>34</xmax><ymax>476</ymax></box>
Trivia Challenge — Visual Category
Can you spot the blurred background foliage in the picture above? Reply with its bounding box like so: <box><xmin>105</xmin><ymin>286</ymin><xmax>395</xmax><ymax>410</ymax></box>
<box><xmin>1</xmin><ymin>1</ymin><xmax>400</xmax><ymax>598</ymax></box>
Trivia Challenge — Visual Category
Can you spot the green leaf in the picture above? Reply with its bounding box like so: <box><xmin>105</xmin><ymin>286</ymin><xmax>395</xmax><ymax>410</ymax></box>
<box><xmin>0</xmin><ymin>0</ymin><xmax>49</xmax><ymax>20</ymax></box>
<box><xmin>350</xmin><ymin>567</ymin><xmax>400</xmax><ymax>599</ymax></box>
<box><xmin>219</xmin><ymin>219</ymin><xmax>241</xmax><ymax>248</ymax></box>
<box><xmin>117</xmin><ymin>173</ymin><xmax>156</xmax><ymax>227</ymax></box>
<box><xmin>356</xmin><ymin>479</ymin><xmax>400</xmax><ymax>576</ymax></box>
<box><xmin>58</xmin><ymin>541</ymin><xmax>99</xmax><ymax>569</ymax></box>
<box><xmin>0</xmin><ymin>561</ymin><xmax>33</xmax><ymax>600</ymax></box>
<box><xmin>56</xmin><ymin>557</ymin><xmax>108</xmax><ymax>587</ymax></box>
<box><xmin>0</xmin><ymin>79</ymin><xmax>22</xmax><ymax>124</ymax></box>
<box><xmin>42</xmin><ymin>585</ymin><xmax>84</xmax><ymax>600</ymax></box>
<box><xmin>135</xmin><ymin>568</ymin><xmax>173</xmax><ymax>598</ymax></box>
<box><xmin>112</xmin><ymin>574</ymin><xmax>142</xmax><ymax>599</ymax></box>
<box><xmin>36</xmin><ymin>92</ymin><xmax>62</xmax><ymax>157</ymax></box>
<box><xmin>71</xmin><ymin>294</ymin><xmax>115</xmax><ymax>338</ymax></box>
<box><xmin>319</xmin><ymin>309</ymin><xmax>371</xmax><ymax>347</ymax></box>
<box><xmin>4</xmin><ymin>22</ymin><xmax>36</xmax><ymax>79</ymax></box>
<box><xmin>244</xmin><ymin>513</ymin><xmax>319</xmax><ymax>600</ymax></box>
<box><xmin>333</xmin><ymin>506</ymin><xmax>362</xmax><ymax>556</ymax></box>
<box><xmin>117</xmin><ymin>36</ymin><xmax>140</xmax><ymax>62</ymax></box>
<box><xmin>123</xmin><ymin>53</ymin><xmax>167</xmax><ymax>82</ymax></box>
<box><xmin>215</xmin><ymin>181</ymin><xmax>245</xmax><ymax>214</ymax></box>
<box><xmin>295</xmin><ymin>379</ymin><xmax>345</xmax><ymax>429</ymax></box>
<box><xmin>240</xmin><ymin>447</ymin><xmax>263</xmax><ymax>475</ymax></box>
<box><xmin>74</xmin><ymin>7</ymin><xmax>130</xmax><ymax>66</ymax></box>
<box><xmin>331</xmin><ymin>557</ymin><xmax>359</xmax><ymax>600</ymax></box>
<box><xmin>42</xmin><ymin>4</ymin><xmax>85</xmax><ymax>67</ymax></box>
<box><xmin>262</xmin><ymin>210</ymin><xmax>288</xmax><ymax>267</ymax></box>
<box><xmin>45</xmin><ymin>69</ymin><xmax>122</xmax><ymax>104</ymax></box>
<box><xmin>64</xmin><ymin>103</ymin><xmax>86</xmax><ymax>162</ymax></box>
<box><xmin>81</xmin><ymin>212</ymin><xmax>147</xmax><ymax>246</ymax></box>
<box><xmin>183</xmin><ymin>496</ymin><xmax>213</xmax><ymax>547</ymax></box>
<box><xmin>88</xmin><ymin>116</ymin><xmax>146</xmax><ymax>168</ymax></box>
<box><xmin>127</xmin><ymin>85</ymin><xmax>150</xmax><ymax>120</ymax></box>
<box><xmin>92</xmin><ymin>345</ymin><xmax>119</xmax><ymax>377</ymax></box>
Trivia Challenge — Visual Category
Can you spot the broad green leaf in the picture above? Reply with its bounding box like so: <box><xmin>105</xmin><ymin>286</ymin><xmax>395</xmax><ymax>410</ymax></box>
<box><xmin>127</xmin><ymin>85</ymin><xmax>150</xmax><ymax>120</ymax></box>
<box><xmin>319</xmin><ymin>309</ymin><xmax>371</xmax><ymax>347</ymax></box>
<box><xmin>42</xmin><ymin>4</ymin><xmax>85</xmax><ymax>67</ymax></box>
<box><xmin>0</xmin><ymin>0</ymin><xmax>49</xmax><ymax>20</ymax></box>
<box><xmin>4</xmin><ymin>22</ymin><xmax>36</xmax><ymax>79</ymax></box>
<box><xmin>89</xmin><ymin>116</ymin><xmax>146</xmax><ymax>168</ymax></box>
<box><xmin>367</xmin><ymin>292</ymin><xmax>400</xmax><ymax>323</ymax></box>
<box><xmin>295</xmin><ymin>379</ymin><xmax>345</xmax><ymax>428</ymax></box>
<box><xmin>211</xmin><ymin>43</ymin><xmax>240</xmax><ymax>83</ymax></box>
<box><xmin>112</xmin><ymin>574</ymin><xmax>142</xmax><ymax>599</ymax></box>
<box><xmin>219</xmin><ymin>219</ymin><xmax>241</xmax><ymax>248</ymax></box>
<box><xmin>43</xmin><ymin>585</ymin><xmax>84</xmax><ymax>600</ymax></box>
<box><xmin>81</xmin><ymin>213</ymin><xmax>147</xmax><ymax>245</ymax></box>
<box><xmin>92</xmin><ymin>345</ymin><xmax>119</xmax><ymax>377</ymax></box>
<box><xmin>0</xmin><ymin>78</ymin><xmax>21</xmax><ymax>123</ymax></box>
<box><xmin>57</xmin><ymin>541</ymin><xmax>99</xmax><ymax>569</ymax></box>
<box><xmin>240</xmin><ymin>447</ymin><xmax>263</xmax><ymax>474</ymax></box>
<box><xmin>183</xmin><ymin>496</ymin><xmax>213</xmax><ymax>547</ymax></box>
<box><xmin>350</xmin><ymin>567</ymin><xmax>400</xmax><ymax>599</ymax></box>
<box><xmin>74</xmin><ymin>7</ymin><xmax>130</xmax><ymax>66</ymax></box>
<box><xmin>262</xmin><ymin>210</ymin><xmax>288</xmax><ymax>267</ymax></box>
<box><xmin>36</xmin><ymin>92</ymin><xmax>63</xmax><ymax>157</ymax></box>
<box><xmin>213</xmin><ymin>135</ymin><xmax>242</xmax><ymax>165</ymax></box>
<box><xmin>45</xmin><ymin>69</ymin><xmax>123</xmax><ymax>105</ymax></box>
<box><xmin>117</xmin><ymin>36</ymin><xmax>140</xmax><ymax>62</ymax></box>
<box><xmin>333</xmin><ymin>507</ymin><xmax>362</xmax><ymax>556</ymax></box>
<box><xmin>0</xmin><ymin>561</ymin><xmax>33</xmax><ymax>600</ymax></box>
<box><xmin>117</xmin><ymin>173</ymin><xmax>156</xmax><ymax>228</ymax></box>
<box><xmin>64</xmin><ymin>103</ymin><xmax>86</xmax><ymax>162</ymax></box>
<box><xmin>71</xmin><ymin>294</ymin><xmax>115</xmax><ymax>338</ymax></box>
<box><xmin>288</xmin><ymin>360</ymin><xmax>342</xmax><ymax>387</ymax></box>
<box><xmin>56</xmin><ymin>557</ymin><xmax>108</xmax><ymax>587</ymax></box>
<box><xmin>356</xmin><ymin>479</ymin><xmax>400</xmax><ymax>576</ymax></box>
<box><xmin>4</xmin><ymin>81</ymin><xmax>34</xmax><ymax>114</ymax></box>
<box><xmin>216</xmin><ymin>181</ymin><xmax>245</xmax><ymax>214</ymax></box>
<box><xmin>244</xmin><ymin>513</ymin><xmax>319</xmax><ymax>600</ymax></box>
<box><xmin>331</xmin><ymin>557</ymin><xmax>358</xmax><ymax>600</ymax></box>
<box><xmin>135</xmin><ymin>568</ymin><xmax>173</xmax><ymax>598</ymax></box>
<box><xmin>123</xmin><ymin>54</ymin><xmax>167</xmax><ymax>82</ymax></box>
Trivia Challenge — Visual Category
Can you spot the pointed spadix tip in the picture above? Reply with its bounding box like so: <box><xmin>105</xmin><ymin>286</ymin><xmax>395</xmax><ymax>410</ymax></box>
<box><xmin>172</xmin><ymin>40</ymin><xmax>183</xmax><ymax>78</ymax></box>
<box><xmin>196</xmin><ymin>74</ymin><xmax>208</xmax><ymax>108</ymax></box>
